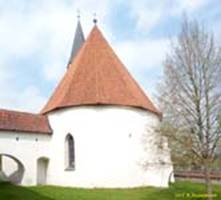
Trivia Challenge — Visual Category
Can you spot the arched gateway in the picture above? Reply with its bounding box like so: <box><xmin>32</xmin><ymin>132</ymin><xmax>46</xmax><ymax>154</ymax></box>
<box><xmin>0</xmin><ymin>154</ymin><xmax>25</xmax><ymax>184</ymax></box>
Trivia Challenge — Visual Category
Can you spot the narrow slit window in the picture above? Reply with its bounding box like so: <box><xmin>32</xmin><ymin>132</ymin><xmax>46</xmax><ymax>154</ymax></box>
<box><xmin>65</xmin><ymin>134</ymin><xmax>75</xmax><ymax>170</ymax></box>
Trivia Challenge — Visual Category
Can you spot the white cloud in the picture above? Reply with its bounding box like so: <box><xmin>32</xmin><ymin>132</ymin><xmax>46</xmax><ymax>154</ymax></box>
<box><xmin>0</xmin><ymin>83</ymin><xmax>47</xmax><ymax>113</ymax></box>
<box><xmin>43</xmin><ymin>60</ymin><xmax>66</xmax><ymax>82</ymax></box>
<box><xmin>181</xmin><ymin>0</ymin><xmax>208</xmax><ymax>10</ymax></box>
<box><xmin>127</xmin><ymin>0</ymin><xmax>165</xmax><ymax>32</ymax></box>
<box><xmin>169</xmin><ymin>0</ymin><xmax>209</xmax><ymax>16</ymax></box>
<box><xmin>126</xmin><ymin>0</ymin><xmax>209</xmax><ymax>32</ymax></box>
<box><xmin>136</xmin><ymin>10</ymin><xmax>161</xmax><ymax>32</ymax></box>
<box><xmin>15</xmin><ymin>86</ymin><xmax>47</xmax><ymax>112</ymax></box>
<box><xmin>114</xmin><ymin>38</ymin><xmax>169</xmax><ymax>73</ymax></box>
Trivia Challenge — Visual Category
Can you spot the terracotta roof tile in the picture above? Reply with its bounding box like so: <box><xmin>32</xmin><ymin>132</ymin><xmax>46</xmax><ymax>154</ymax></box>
<box><xmin>0</xmin><ymin>109</ymin><xmax>52</xmax><ymax>134</ymax></box>
<box><xmin>41</xmin><ymin>26</ymin><xmax>161</xmax><ymax>116</ymax></box>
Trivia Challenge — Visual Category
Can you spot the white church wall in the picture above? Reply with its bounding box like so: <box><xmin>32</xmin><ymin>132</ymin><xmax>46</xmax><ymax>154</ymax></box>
<box><xmin>0</xmin><ymin>132</ymin><xmax>51</xmax><ymax>185</ymax></box>
<box><xmin>47</xmin><ymin>105</ymin><xmax>173</xmax><ymax>188</ymax></box>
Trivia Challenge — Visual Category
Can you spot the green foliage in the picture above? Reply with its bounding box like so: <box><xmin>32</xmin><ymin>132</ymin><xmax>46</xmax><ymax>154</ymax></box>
<box><xmin>1</xmin><ymin>181</ymin><xmax>221</xmax><ymax>200</ymax></box>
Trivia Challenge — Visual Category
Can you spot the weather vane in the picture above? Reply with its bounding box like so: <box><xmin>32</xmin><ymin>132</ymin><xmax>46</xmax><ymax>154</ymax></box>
<box><xmin>93</xmin><ymin>13</ymin><xmax>97</xmax><ymax>24</ymax></box>
<box><xmin>77</xmin><ymin>9</ymin><xmax>80</xmax><ymax>20</ymax></box>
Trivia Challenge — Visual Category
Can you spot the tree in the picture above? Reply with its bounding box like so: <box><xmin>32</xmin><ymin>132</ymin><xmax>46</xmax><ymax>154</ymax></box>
<box><xmin>159</xmin><ymin>17</ymin><xmax>221</xmax><ymax>200</ymax></box>
<box><xmin>158</xmin><ymin>122</ymin><xmax>202</xmax><ymax>171</ymax></box>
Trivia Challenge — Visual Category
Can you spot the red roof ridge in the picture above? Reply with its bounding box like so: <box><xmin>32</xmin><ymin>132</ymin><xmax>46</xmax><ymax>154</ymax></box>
<box><xmin>0</xmin><ymin>108</ymin><xmax>41</xmax><ymax>116</ymax></box>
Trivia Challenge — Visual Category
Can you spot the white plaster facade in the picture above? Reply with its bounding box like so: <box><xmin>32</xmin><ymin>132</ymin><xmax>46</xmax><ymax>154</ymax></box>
<box><xmin>0</xmin><ymin>105</ymin><xmax>173</xmax><ymax>188</ymax></box>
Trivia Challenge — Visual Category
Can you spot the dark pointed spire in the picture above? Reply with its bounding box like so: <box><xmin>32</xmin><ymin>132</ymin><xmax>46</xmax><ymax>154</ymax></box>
<box><xmin>68</xmin><ymin>13</ymin><xmax>85</xmax><ymax>67</ymax></box>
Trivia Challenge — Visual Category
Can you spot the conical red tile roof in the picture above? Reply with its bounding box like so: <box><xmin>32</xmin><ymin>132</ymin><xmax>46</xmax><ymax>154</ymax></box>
<box><xmin>41</xmin><ymin>26</ymin><xmax>161</xmax><ymax>116</ymax></box>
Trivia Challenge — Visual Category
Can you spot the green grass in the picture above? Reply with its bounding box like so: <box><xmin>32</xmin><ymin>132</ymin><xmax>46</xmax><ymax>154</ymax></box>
<box><xmin>0</xmin><ymin>181</ymin><xmax>221</xmax><ymax>200</ymax></box>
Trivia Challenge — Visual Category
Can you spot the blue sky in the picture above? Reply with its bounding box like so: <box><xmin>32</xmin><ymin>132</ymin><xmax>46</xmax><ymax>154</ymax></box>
<box><xmin>0</xmin><ymin>0</ymin><xmax>221</xmax><ymax>113</ymax></box>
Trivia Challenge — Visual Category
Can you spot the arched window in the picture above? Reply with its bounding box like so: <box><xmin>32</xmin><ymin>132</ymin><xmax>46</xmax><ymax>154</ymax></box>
<box><xmin>65</xmin><ymin>134</ymin><xmax>75</xmax><ymax>170</ymax></box>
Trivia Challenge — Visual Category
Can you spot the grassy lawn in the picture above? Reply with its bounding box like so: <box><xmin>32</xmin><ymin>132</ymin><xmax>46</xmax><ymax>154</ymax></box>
<box><xmin>0</xmin><ymin>181</ymin><xmax>221</xmax><ymax>200</ymax></box>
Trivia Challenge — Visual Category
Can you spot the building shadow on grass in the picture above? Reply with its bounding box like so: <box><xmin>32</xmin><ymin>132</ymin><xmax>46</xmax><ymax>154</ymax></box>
<box><xmin>0</xmin><ymin>182</ymin><xmax>54</xmax><ymax>200</ymax></box>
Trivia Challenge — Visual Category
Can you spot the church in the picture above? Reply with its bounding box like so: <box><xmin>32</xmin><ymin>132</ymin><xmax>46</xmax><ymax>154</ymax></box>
<box><xmin>0</xmin><ymin>18</ymin><xmax>173</xmax><ymax>188</ymax></box>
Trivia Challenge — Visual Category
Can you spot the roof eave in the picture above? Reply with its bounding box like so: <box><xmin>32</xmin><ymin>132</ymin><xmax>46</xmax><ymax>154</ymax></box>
<box><xmin>41</xmin><ymin>103</ymin><xmax>162</xmax><ymax>117</ymax></box>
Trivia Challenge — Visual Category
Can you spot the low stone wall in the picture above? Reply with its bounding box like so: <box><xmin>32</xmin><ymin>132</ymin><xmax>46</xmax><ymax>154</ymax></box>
<box><xmin>174</xmin><ymin>171</ymin><xmax>221</xmax><ymax>184</ymax></box>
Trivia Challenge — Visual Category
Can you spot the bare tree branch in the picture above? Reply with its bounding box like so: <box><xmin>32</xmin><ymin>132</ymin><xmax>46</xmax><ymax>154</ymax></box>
<box><xmin>158</xmin><ymin>17</ymin><xmax>221</xmax><ymax>200</ymax></box>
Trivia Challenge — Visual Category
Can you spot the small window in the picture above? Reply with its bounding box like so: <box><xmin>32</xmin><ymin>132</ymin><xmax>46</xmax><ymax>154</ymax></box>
<box><xmin>65</xmin><ymin>134</ymin><xmax>75</xmax><ymax>170</ymax></box>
